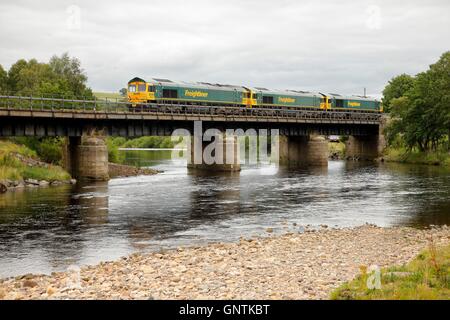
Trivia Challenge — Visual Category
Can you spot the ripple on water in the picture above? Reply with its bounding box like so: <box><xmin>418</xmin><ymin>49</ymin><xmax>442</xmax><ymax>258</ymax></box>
<box><xmin>1</xmin><ymin>154</ymin><xmax>450</xmax><ymax>277</ymax></box>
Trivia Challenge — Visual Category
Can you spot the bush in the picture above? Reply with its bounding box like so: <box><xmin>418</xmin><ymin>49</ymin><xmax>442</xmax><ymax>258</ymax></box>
<box><xmin>106</xmin><ymin>137</ymin><xmax>125</xmax><ymax>163</ymax></box>
<box><xmin>11</xmin><ymin>137</ymin><xmax>63</xmax><ymax>164</ymax></box>
<box><xmin>329</xmin><ymin>142</ymin><xmax>345</xmax><ymax>159</ymax></box>
<box><xmin>0</xmin><ymin>140</ymin><xmax>71</xmax><ymax>181</ymax></box>
<box><xmin>36</xmin><ymin>138</ymin><xmax>63</xmax><ymax>164</ymax></box>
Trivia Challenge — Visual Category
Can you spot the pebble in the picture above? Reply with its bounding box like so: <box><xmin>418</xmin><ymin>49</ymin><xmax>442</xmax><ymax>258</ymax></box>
<box><xmin>0</xmin><ymin>225</ymin><xmax>448</xmax><ymax>300</ymax></box>
<box><xmin>22</xmin><ymin>280</ymin><xmax>38</xmax><ymax>288</ymax></box>
<box><xmin>46</xmin><ymin>286</ymin><xmax>56</xmax><ymax>296</ymax></box>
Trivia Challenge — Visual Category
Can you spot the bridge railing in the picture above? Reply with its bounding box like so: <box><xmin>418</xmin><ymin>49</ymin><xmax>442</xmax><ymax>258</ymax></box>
<box><xmin>0</xmin><ymin>95</ymin><xmax>382</xmax><ymax>122</ymax></box>
<box><xmin>0</xmin><ymin>95</ymin><xmax>126</xmax><ymax>112</ymax></box>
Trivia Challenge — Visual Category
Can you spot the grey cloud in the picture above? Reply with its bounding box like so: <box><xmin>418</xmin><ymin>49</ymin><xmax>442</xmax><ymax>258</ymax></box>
<box><xmin>0</xmin><ymin>0</ymin><xmax>449</xmax><ymax>96</ymax></box>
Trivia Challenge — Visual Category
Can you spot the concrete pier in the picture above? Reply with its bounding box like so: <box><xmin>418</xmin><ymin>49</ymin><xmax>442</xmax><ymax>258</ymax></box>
<box><xmin>187</xmin><ymin>134</ymin><xmax>240</xmax><ymax>172</ymax></box>
<box><xmin>278</xmin><ymin>134</ymin><xmax>328</xmax><ymax>167</ymax></box>
<box><xmin>63</xmin><ymin>136</ymin><xmax>109</xmax><ymax>181</ymax></box>
<box><xmin>345</xmin><ymin>115</ymin><xmax>388</xmax><ymax>161</ymax></box>
<box><xmin>345</xmin><ymin>135</ymin><xmax>382</xmax><ymax>161</ymax></box>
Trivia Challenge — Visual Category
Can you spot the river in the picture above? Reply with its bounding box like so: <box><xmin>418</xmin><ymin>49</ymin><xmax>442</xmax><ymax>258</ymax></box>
<box><xmin>0</xmin><ymin>149</ymin><xmax>449</xmax><ymax>278</ymax></box>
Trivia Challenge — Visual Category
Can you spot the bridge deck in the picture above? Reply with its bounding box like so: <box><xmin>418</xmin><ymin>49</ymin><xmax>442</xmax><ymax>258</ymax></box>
<box><xmin>0</xmin><ymin>95</ymin><xmax>381</xmax><ymax>125</ymax></box>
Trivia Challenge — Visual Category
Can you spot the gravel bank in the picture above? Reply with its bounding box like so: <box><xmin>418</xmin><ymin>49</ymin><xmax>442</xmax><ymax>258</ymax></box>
<box><xmin>0</xmin><ymin>224</ymin><xmax>448</xmax><ymax>300</ymax></box>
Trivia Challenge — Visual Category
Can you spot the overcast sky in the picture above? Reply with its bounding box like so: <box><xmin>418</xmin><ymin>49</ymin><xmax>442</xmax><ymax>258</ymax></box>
<box><xmin>0</xmin><ymin>0</ymin><xmax>449</xmax><ymax>97</ymax></box>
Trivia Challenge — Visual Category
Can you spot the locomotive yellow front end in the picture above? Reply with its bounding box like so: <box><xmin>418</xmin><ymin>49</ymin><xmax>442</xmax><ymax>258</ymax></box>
<box><xmin>319</xmin><ymin>94</ymin><xmax>332</xmax><ymax>110</ymax></box>
<box><xmin>127</xmin><ymin>77</ymin><xmax>155</xmax><ymax>106</ymax></box>
<box><xmin>242</xmin><ymin>88</ymin><xmax>257</xmax><ymax>108</ymax></box>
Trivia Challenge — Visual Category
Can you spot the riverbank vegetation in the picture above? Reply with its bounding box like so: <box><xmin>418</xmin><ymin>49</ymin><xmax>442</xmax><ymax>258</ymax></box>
<box><xmin>383</xmin><ymin>146</ymin><xmax>450</xmax><ymax>166</ymax></box>
<box><xmin>383</xmin><ymin>51</ymin><xmax>450</xmax><ymax>166</ymax></box>
<box><xmin>0</xmin><ymin>53</ymin><xmax>94</xmax><ymax>183</ymax></box>
<box><xmin>328</xmin><ymin>141</ymin><xmax>346</xmax><ymax>160</ymax></box>
<box><xmin>10</xmin><ymin>137</ymin><xmax>65</xmax><ymax>164</ymax></box>
<box><xmin>331</xmin><ymin>243</ymin><xmax>450</xmax><ymax>300</ymax></box>
<box><xmin>0</xmin><ymin>140</ymin><xmax>70</xmax><ymax>182</ymax></box>
<box><xmin>106</xmin><ymin>136</ymin><xmax>183</xmax><ymax>164</ymax></box>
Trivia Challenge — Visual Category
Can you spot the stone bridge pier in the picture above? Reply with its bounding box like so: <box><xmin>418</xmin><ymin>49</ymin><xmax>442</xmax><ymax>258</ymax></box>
<box><xmin>187</xmin><ymin>132</ymin><xmax>329</xmax><ymax>171</ymax></box>
<box><xmin>277</xmin><ymin>134</ymin><xmax>328</xmax><ymax>168</ymax></box>
<box><xmin>187</xmin><ymin>134</ymin><xmax>241</xmax><ymax>172</ymax></box>
<box><xmin>344</xmin><ymin>135</ymin><xmax>383</xmax><ymax>161</ymax></box>
<box><xmin>63</xmin><ymin>135</ymin><xmax>109</xmax><ymax>181</ymax></box>
<box><xmin>345</xmin><ymin>115</ymin><xmax>388</xmax><ymax>161</ymax></box>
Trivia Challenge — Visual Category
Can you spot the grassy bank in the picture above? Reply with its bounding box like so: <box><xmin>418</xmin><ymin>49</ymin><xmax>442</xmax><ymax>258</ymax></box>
<box><xmin>383</xmin><ymin>147</ymin><xmax>450</xmax><ymax>166</ymax></box>
<box><xmin>0</xmin><ymin>140</ymin><xmax>70</xmax><ymax>181</ymax></box>
<box><xmin>331</xmin><ymin>243</ymin><xmax>450</xmax><ymax>300</ymax></box>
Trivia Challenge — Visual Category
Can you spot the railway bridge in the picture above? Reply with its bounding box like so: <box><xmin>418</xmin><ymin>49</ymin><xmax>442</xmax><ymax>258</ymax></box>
<box><xmin>0</xmin><ymin>95</ymin><xmax>387</xmax><ymax>180</ymax></box>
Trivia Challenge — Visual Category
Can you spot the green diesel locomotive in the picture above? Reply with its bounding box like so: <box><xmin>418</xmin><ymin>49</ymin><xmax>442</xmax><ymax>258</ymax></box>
<box><xmin>127</xmin><ymin>77</ymin><xmax>382</xmax><ymax>112</ymax></box>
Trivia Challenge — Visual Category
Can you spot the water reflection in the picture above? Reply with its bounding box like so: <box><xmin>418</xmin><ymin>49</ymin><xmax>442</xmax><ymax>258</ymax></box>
<box><xmin>0</xmin><ymin>150</ymin><xmax>450</xmax><ymax>277</ymax></box>
<box><xmin>70</xmin><ymin>182</ymin><xmax>109</xmax><ymax>225</ymax></box>
<box><xmin>124</xmin><ymin>171</ymin><xmax>243</xmax><ymax>248</ymax></box>
<box><xmin>188</xmin><ymin>172</ymin><xmax>242</xmax><ymax>219</ymax></box>
<box><xmin>0</xmin><ymin>181</ymin><xmax>112</xmax><ymax>275</ymax></box>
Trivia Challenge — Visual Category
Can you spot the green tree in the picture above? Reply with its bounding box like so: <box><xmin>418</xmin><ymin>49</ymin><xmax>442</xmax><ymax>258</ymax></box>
<box><xmin>425</xmin><ymin>51</ymin><xmax>450</xmax><ymax>149</ymax></box>
<box><xmin>7</xmin><ymin>59</ymin><xmax>28</xmax><ymax>93</ymax></box>
<box><xmin>6</xmin><ymin>53</ymin><xmax>94</xmax><ymax>99</ymax></box>
<box><xmin>382</xmin><ymin>74</ymin><xmax>415</xmax><ymax>113</ymax></box>
<box><xmin>0</xmin><ymin>64</ymin><xmax>7</xmax><ymax>94</ymax></box>
<box><xmin>49</xmin><ymin>52</ymin><xmax>94</xmax><ymax>99</ymax></box>
<box><xmin>13</xmin><ymin>59</ymin><xmax>59</xmax><ymax>96</ymax></box>
<box><xmin>119</xmin><ymin>88</ymin><xmax>127</xmax><ymax>96</ymax></box>
<box><xmin>386</xmin><ymin>51</ymin><xmax>450</xmax><ymax>152</ymax></box>
<box><xmin>4</xmin><ymin>54</ymin><xmax>97</xmax><ymax>163</ymax></box>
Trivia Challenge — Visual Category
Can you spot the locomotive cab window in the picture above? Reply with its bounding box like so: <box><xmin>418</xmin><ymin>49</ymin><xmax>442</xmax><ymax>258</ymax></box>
<box><xmin>128</xmin><ymin>85</ymin><xmax>136</xmax><ymax>92</ymax></box>
<box><xmin>138</xmin><ymin>84</ymin><xmax>146</xmax><ymax>92</ymax></box>
<box><xmin>148</xmin><ymin>85</ymin><xmax>155</xmax><ymax>92</ymax></box>
<box><xmin>262</xmin><ymin>96</ymin><xmax>274</xmax><ymax>104</ymax></box>
<box><xmin>163</xmin><ymin>89</ymin><xmax>178</xmax><ymax>98</ymax></box>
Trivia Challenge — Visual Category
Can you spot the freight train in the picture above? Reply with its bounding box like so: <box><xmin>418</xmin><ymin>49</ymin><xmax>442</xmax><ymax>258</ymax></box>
<box><xmin>127</xmin><ymin>77</ymin><xmax>382</xmax><ymax>112</ymax></box>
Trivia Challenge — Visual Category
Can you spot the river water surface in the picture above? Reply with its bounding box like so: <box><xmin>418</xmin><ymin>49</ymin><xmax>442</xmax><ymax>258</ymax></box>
<box><xmin>0</xmin><ymin>150</ymin><xmax>449</xmax><ymax>278</ymax></box>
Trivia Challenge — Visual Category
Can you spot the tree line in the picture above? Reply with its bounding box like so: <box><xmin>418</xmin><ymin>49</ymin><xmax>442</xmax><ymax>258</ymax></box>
<box><xmin>0</xmin><ymin>53</ymin><xmax>93</xmax><ymax>99</ymax></box>
<box><xmin>0</xmin><ymin>53</ymin><xmax>94</xmax><ymax>165</ymax></box>
<box><xmin>383</xmin><ymin>51</ymin><xmax>450</xmax><ymax>152</ymax></box>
